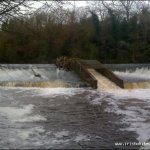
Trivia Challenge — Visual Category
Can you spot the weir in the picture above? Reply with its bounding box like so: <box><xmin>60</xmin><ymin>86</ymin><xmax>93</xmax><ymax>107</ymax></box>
<box><xmin>72</xmin><ymin>59</ymin><xmax>124</xmax><ymax>89</ymax></box>
<box><xmin>0</xmin><ymin>64</ymin><xmax>87</xmax><ymax>88</ymax></box>
<box><xmin>0</xmin><ymin>62</ymin><xmax>149</xmax><ymax>89</ymax></box>
<box><xmin>72</xmin><ymin>59</ymin><xmax>150</xmax><ymax>90</ymax></box>
<box><xmin>104</xmin><ymin>64</ymin><xmax>150</xmax><ymax>89</ymax></box>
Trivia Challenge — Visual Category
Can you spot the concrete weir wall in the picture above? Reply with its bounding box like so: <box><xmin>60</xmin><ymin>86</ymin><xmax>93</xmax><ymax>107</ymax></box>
<box><xmin>0</xmin><ymin>64</ymin><xmax>86</xmax><ymax>88</ymax></box>
<box><xmin>104</xmin><ymin>64</ymin><xmax>150</xmax><ymax>89</ymax></box>
<box><xmin>72</xmin><ymin>59</ymin><xmax>124</xmax><ymax>89</ymax></box>
<box><xmin>72</xmin><ymin>60</ymin><xmax>97</xmax><ymax>89</ymax></box>
<box><xmin>96</xmin><ymin>68</ymin><xmax>124</xmax><ymax>88</ymax></box>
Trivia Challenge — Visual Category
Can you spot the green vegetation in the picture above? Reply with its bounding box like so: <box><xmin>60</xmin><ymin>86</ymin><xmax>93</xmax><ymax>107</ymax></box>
<box><xmin>0</xmin><ymin>2</ymin><xmax>150</xmax><ymax>63</ymax></box>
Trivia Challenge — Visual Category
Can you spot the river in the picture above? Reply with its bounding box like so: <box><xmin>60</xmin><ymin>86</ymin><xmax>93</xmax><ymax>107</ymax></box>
<box><xmin>0</xmin><ymin>64</ymin><xmax>149</xmax><ymax>149</ymax></box>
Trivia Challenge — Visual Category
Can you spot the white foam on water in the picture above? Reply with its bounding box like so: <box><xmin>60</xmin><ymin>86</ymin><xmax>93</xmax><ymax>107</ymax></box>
<box><xmin>0</xmin><ymin>67</ymin><xmax>53</xmax><ymax>82</ymax></box>
<box><xmin>51</xmin><ymin>139</ymin><xmax>70</xmax><ymax>145</ymax></box>
<box><xmin>20</xmin><ymin>129</ymin><xmax>90</xmax><ymax>147</ymax></box>
<box><xmin>93</xmin><ymin>66</ymin><xmax>150</xmax><ymax>143</ymax></box>
<box><xmin>0</xmin><ymin>69</ymin><xmax>34</xmax><ymax>81</ymax></box>
<box><xmin>54</xmin><ymin>130</ymin><xmax>69</xmax><ymax>138</ymax></box>
<box><xmin>114</xmin><ymin>68</ymin><xmax>150</xmax><ymax>81</ymax></box>
<box><xmin>0</xmin><ymin>69</ymin><xmax>12</xmax><ymax>80</ymax></box>
<box><xmin>90</xmin><ymin>88</ymin><xmax>150</xmax><ymax>143</ymax></box>
<box><xmin>15</xmin><ymin>88</ymin><xmax>31</xmax><ymax>93</ymax></box>
<box><xmin>119</xmin><ymin>106</ymin><xmax>150</xmax><ymax>142</ymax></box>
<box><xmin>90</xmin><ymin>97</ymin><xmax>103</xmax><ymax>105</ymax></box>
<box><xmin>18</xmin><ymin>126</ymin><xmax>45</xmax><ymax>140</ymax></box>
<box><xmin>121</xmin><ymin>122</ymin><xmax>150</xmax><ymax>142</ymax></box>
<box><xmin>15</xmin><ymin>115</ymin><xmax>47</xmax><ymax>122</ymax></box>
<box><xmin>0</xmin><ymin>104</ymin><xmax>34</xmax><ymax>119</ymax></box>
<box><xmin>5</xmin><ymin>126</ymin><xmax>46</xmax><ymax>148</ymax></box>
<box><xmin>18</xmin><ymin>130</ymin><xmax>33</xmax><ymax>140</ymax></box>
<box><xmin>0</xmin><ymin>66</ymin><xmax>82</xmax><ymax>85</ymax></box>
<box><xmin>74</xmin><ymin>134</ymin><xmax>90</xmax><ymax>142</ymax></box>
<box><xmin>0</xmin><ymin>86</ymin><xmax>43</xmax><ymax>90</ymax></box>
<box><xmin>108</xmin><ymin>89</ymin><xmax>150</xmax><ymax>100</ymax></box>
<box><xmin>0</xmin><ymin>104</ymin><xmax>46</xmax><ymax>123</ymax></box>
<box><xmin>31</xmin><ymin>88</ymin><xmax>86</xmax><ymax>98</ymax></box>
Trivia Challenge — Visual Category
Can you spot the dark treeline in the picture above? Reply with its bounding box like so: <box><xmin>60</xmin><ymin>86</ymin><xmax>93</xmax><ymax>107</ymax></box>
<box><xmin>0</xmin><ymin>2</ymin><xmax>150</xmax><ymax>63</ymax></box>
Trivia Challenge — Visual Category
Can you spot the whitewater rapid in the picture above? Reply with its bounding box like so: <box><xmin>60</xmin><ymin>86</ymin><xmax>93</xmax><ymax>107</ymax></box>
<box><xmin>87</xmin><ymin>66</ymin><xmax>150</xmax><ymax>148</ymax></box>
<box><xmin>0</xmin><ymin>86</ymin><xmax>149</xmax><ymax>149</ymax></box>
<box><xmin>0</xmin><ymin>65</ymin><xmax>149</xmax><ymax>149</ymax></box>
<box><xmin>114</xmin><ymin>67</ymin><xmax>150</xmax><ymax>82</ymax></box>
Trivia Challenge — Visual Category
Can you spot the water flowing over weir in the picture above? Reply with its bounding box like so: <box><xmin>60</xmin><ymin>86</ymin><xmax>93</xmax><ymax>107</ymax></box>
<box><xmin>104</xmin><ymin>64</ymin><xmax>150</xmax><ymax>89</ymax></box>
<box><xmin>0</xmin><ymin>64</ymin><xmax>86</xmax><ymax>88</ymax></box>
<box><xmin>0</xmin><ymin>63</ymin><xmax>150</xmax><ymax>149</ymax></box>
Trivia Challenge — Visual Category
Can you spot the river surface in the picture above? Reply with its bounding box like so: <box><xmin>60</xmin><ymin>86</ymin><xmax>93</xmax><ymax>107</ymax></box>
<box><xmin>0</xmin><ymin>64</ymin><xmax>150</xmax><ymax>149</ymax></box>
<box><xmin>0</xmin><ymin>87</ymin><xmax>150</xmax><ymax>149</ymax></box>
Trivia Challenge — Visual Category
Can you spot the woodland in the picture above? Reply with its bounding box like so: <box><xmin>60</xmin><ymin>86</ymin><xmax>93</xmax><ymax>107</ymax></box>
<box><xmin>0</xmin><ymin>1</ymin><xmax>150</xmax><ymax>63</ymax></box>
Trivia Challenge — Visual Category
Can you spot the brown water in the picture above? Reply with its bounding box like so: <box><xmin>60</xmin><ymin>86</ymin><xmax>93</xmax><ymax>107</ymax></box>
<box><xmin>0</xmin><ymin>64</ymin><xmax>150</xmax><ymax>149</ymax></box>
<box><xmin>0</xmin><ymin>87</ymin><xmax>140</xmax><ymax>149</ymax></box>
<box><xmin>124</xmin><ymin>81</ymin><xmax>150</xmax><ymax>89</ymax></box>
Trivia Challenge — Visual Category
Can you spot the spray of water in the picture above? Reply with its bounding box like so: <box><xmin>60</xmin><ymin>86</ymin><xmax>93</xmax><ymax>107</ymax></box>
<box><xmin>0</xmin><ymin>65</ymin><xmax>84</xmax><ymax>88</ymax></box>
<box><xmin>114</xmin><ymin>67</ymin><xmax>150</xmax><ymax>89</ymax></box>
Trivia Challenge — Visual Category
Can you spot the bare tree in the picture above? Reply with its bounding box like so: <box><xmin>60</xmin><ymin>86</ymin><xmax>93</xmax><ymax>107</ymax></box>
<box><xmin>87</xmin><ymin>1</ymin><xmax>107</xmax><ymax>20</ymax></box>
<box><xmin>90</xmin><ymin>0</ymin><xmax>137</xmax><ymax>21</ymax></box>
<box><xmin>135</xmin><ymin>1</ymin><xmax>150</xmax><ymax>14</ymax></box>
<box><xmin>119</xmin><ymin>0</ymin><xmax>134</xmax><ymax>21</ymax></box>
<box><xmin>102</xmin><ymin>0</ymin><xmax>135</xmax><ymax>21</ymax></box>
<box><xmin>0</xmin><ymin>0</ymin><xmax>63</xmax><ymax>22</ymax></box>
<box><xmin>0</xmin><ymin>0</ymin><xmax>64</xmax><ymax>33</ymax></box>
<box><xmin>0</xmin><ymin>0</ymin><xmax>30</xmax><ymax>22</ymax></box>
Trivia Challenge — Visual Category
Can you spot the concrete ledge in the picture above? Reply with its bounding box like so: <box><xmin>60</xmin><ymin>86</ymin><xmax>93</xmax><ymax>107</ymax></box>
<box><xmin>72</xmin><ymin>59</ymin><xmax>124</xmax><ymax>89</ymax></box>
<box><xmin>72</xmin><ymin>60</ymin><xmax>97</xmax><ymax>89</ymax></box>
<box><xmin>96</xmin><ymin>68</ymin><xmax>124</xmax><ymax>88</ymax></box>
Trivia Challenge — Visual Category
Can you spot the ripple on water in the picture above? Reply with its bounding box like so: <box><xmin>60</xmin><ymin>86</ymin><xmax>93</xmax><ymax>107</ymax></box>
<box><xmin>88</xmin><ymin>88</ymin><xmax>150</xmax><ymax>144</ymax></box>
<box><xmin>0</xmin><ymin>87</ymin><xmax>148</xmax><ymax>149</ymax></box>
<box><xmin>0</xmin><ymin>104</ymin><xmax>46</xmax><ymax>123</ymax></box>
